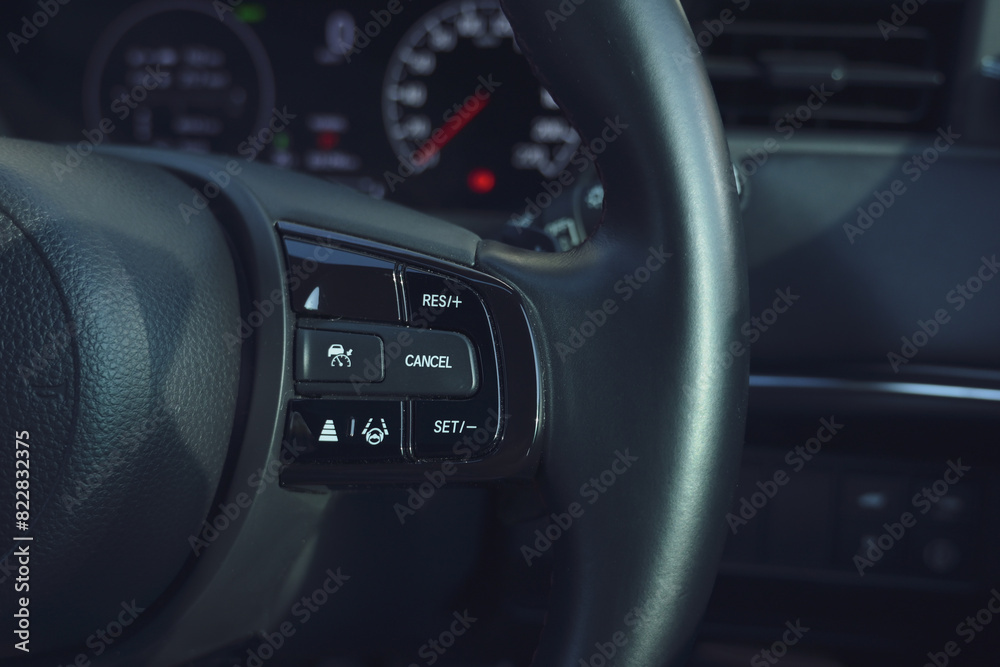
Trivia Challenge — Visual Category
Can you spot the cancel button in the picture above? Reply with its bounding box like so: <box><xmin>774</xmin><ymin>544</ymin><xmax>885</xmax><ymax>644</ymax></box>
<box><xmin>405</xmin><ymin>354</ymin><xmax>453</xmax><ymax>369</ymax></box>
<box><xmin>386</xmin><ymin>329</ymin><xmax>478</xmax><ymax>398</ymax></box>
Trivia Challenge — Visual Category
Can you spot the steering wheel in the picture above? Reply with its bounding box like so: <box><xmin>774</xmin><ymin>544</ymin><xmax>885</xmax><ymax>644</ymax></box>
<box><xmin>0</xmin><ymin>0</ymin><xmax>747</xmax><ymax>665</ymax></box>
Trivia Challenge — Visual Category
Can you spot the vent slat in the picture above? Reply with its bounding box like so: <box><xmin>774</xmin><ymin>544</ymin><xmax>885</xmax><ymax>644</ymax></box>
<box><xmin>692</xmin><ymin>3</ymin><xmax>963</xmax><ymax>132</ymax></box>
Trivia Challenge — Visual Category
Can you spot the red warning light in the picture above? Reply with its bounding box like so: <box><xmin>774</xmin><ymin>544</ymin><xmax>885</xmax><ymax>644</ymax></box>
<box><xmin>467</xmin><ymin>167</ymin><xmax>496</xmax><ymax>194</ymax></box>
<box><xmin>316</xmin><ymin>132</ymin><xmax>340</xmax><ymax>150</ymax></box>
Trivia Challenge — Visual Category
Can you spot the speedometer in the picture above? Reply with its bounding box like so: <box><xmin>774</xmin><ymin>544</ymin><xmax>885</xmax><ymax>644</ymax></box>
<box><xmin>382</xmin><ymin>0</ymin><xmax>580</xmax><ymax>210</ymax></box>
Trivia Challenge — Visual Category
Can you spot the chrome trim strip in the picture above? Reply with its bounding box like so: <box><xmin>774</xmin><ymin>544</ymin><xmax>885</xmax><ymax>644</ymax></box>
<box><xmin>750</xmin><ymin>375</ymin><xmax>1000</xmax><ymax>403</ymax></box>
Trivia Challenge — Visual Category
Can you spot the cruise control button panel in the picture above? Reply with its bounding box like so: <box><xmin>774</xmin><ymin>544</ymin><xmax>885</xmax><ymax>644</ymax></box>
<box><xmin>278</xmin><ymin>224</ymin><xmax>539</xmax><ymax>481</ymax></box>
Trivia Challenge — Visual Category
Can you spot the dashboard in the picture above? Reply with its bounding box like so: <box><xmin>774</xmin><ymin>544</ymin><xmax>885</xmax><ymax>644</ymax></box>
<box><xmin>0</xmin><ymin>0</ymin><xmax>600</xmax><ymax>247</ymax></box>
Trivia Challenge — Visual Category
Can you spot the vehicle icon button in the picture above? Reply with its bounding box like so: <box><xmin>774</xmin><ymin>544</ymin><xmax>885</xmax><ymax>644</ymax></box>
<box><xmin>296</xmin><ymin>329</ymin><xmax>383</xmax><ymax>382</ymax></box>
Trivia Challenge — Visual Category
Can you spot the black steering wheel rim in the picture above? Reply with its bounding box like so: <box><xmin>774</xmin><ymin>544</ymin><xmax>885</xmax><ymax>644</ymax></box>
<box><xmin>483</xmin><ymin>1</ymin><xmax>748</xmax><ymax>663</ymax></box>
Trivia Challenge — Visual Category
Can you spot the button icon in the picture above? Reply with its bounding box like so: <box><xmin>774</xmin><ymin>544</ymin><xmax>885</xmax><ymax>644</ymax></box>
<box><xmin>319</xmin><ymin>419</ymin><xmax>339</xmax><ymax>442</ymax></box>
<box><xmin>421</xmin><ymin>293</ymin><xmax>463</xmax><ymax>309</ymax></box>
<box><xmin>433</xmin><ymin>419</ymin><xmax>477</xmax><ymax>434</ymax></box>
<box><xmin>327</xmin><ymin>343</ymin><xmax>354</xmax><ymax>367</ymax></box>
<box><xmin>362</xmin><ymin>418</ymin><xmax>389</xmax><ymax>446</ymax></box>
<box><xmin>304</xmin><ymin>286</ymin><xmax>320</xmax><ymax>310</ymax></box>
<box><xmin>404</xmin><ymin>353</ymin><xmax>453</xmax><ymax>369</ymax></box>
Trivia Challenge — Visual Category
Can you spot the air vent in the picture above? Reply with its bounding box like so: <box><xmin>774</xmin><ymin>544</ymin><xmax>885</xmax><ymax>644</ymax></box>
<box><xmin>685</xmin><ymin>1</ymin><xmax>966</xmax><ymax>131</ymax></box>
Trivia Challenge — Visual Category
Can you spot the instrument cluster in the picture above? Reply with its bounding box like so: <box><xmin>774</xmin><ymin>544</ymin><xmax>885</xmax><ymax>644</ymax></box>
<box><xmin>0</xmin><ymin>0</ymin><xmax>603</xmax><ymax>246</ymax></box>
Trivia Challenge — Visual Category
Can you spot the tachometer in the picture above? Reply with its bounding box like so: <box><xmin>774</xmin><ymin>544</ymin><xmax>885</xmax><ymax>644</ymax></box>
<box><xmin>382</xmin><ymin>0</ymin><xmax>580</xmax><ymax>210</ymax></box>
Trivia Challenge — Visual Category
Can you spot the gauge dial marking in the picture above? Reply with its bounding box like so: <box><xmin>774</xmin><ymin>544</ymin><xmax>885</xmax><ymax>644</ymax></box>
<box><xmin>413</xmin><ymin>94</ymin><xmax>489</xmax><ymax>166</ymax></box>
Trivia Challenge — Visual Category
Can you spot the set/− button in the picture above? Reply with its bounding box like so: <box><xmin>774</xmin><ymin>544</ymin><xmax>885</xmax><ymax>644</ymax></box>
<box><xmin>410</xmin><ymin>400</ymin><xmax>503</xmax><ymax>460</ymax></box>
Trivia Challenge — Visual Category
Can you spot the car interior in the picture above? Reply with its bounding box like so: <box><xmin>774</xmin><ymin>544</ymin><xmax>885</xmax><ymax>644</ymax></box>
<box><xmin>1</xmin><ymin>0</ymin><xmax>999</xmax><ymax>666</ymax></box>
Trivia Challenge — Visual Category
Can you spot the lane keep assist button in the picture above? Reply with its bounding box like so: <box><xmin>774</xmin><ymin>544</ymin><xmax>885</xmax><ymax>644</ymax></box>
<box><xmin>288</xmin><ymin>399</ymin><xmax>404</xmax><ymax>462</ymax></box>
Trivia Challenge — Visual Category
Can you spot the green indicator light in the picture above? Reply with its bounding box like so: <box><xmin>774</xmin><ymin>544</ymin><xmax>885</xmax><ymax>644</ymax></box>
<box><xmin>235</xmin><ymin>4</ymin><xmax>265</xmax><ymax>23</ymax></box>
<box><xmin>275</xmin><ymin>132</ymin><xmax>290</xmax><ymax>151</ymax></box>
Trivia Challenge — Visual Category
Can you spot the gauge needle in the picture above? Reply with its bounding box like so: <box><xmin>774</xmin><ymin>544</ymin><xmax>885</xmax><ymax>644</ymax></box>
<box><xmin>413</xmin><ymin>95</ymin><xmax>490</xmax><ymax>166</ymax></box>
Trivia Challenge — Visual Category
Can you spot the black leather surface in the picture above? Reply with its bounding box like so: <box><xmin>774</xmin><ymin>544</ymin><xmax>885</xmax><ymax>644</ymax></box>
<box><xmin>0</xmin><ymin>138</ymin><xmax>241</xmax><ymax>655</ymax></box>
<box><xmin>483</xmin><ymin>1</ymin><xmax>749</xmax><ymax>664</ymax></box>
